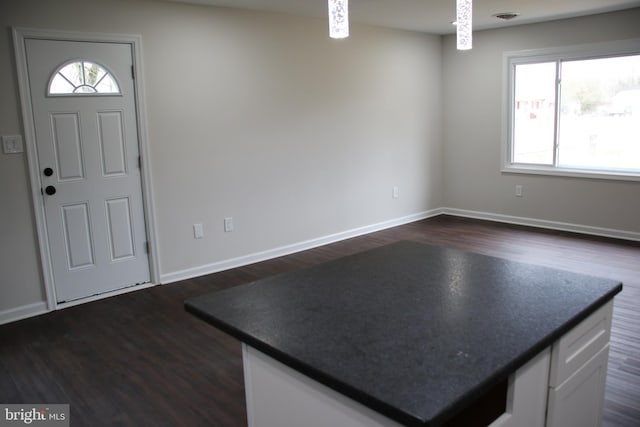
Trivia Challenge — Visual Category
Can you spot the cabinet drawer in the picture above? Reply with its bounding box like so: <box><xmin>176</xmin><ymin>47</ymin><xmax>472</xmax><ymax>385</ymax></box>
<box><xmin>546</xmin><ymin>343</ymin><xmax>610</xmax><ymax>427</ymax></box>
<box><xmin>549</xmin><ymin>300</ymin><xmax>613</xmax><ymax>387</ymax></box>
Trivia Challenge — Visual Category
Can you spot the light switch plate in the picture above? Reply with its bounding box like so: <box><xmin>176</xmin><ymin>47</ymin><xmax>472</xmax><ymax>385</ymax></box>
<box><xmin>2</xmin><ymin>135</ymin><xmax>24</xmax><ymax>154</ymax></box>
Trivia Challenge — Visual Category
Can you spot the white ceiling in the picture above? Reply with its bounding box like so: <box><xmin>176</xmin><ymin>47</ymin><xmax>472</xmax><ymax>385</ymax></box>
<box><xmin>166</xmin><ymin>0</ymin><xmax>640</xmax><ymax>34</ymax></box>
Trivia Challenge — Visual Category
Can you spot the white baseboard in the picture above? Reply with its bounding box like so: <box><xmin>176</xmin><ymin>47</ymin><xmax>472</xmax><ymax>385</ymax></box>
<box><xmin>160</xmin><ymin>209</ymin><xmax>443</xmax><ymax>284</ymax></box>
<box><xmin>0</xmin><ymin>301</ymin><xmax>48</xmax><ymax>325</ymax></box>
<box><xmin>442</xmin><ymin>208</ymin><xmax>640</xmax><ymax>242</ymax></box>
<box><xmin>0</xmin><ymin>283</ymin><xmax>159</xmax><ymax>325</ymax></box>
<box><xmin>4</xmin><ymin>208</ymin><xmax>637</xmax><ymax>324</ymax></box>
<box><xmin>160</xmin><ymin>207</ymin><xmax>639</xmax><ymax>284</ymax></box>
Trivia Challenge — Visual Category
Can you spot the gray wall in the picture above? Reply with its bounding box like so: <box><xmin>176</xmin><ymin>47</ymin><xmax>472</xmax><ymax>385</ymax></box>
<box><xmin>0</xmin><ymin>0</ymin><xmax>443</xmax><ymax>315</ymax></box>
<box><xmin>1</xmin><ymin>0</ymin><xmax>638</xmax><ymax>320</ymax></box>
<box><xmin>442</xmin><ymin>9</ymin><xmax>640</xmax><ymax>232</ymax></box>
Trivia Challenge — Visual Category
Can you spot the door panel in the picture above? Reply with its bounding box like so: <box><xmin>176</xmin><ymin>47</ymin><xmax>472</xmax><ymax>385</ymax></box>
<box><xmin>62</xmin><ymin>203</ymin><xmax>94</xmax><ymax>269</ymax></box>
<box><xmin>25</xmin><ymin>38</ymin><xmax>150</xmax><ymax>303</ymax></box>
<box><xmin>51</xmin><ymin>113</ymin><xmax>84</xmax><ymax>181</ymax></box>
<box><xmin>98</xmin><ymin>111</ymin><xmax>127</xmax><ymax>176</ymax></box>
<box><xmin>105</xmin><ymin>197</ymin><xmax>135</xmax><ymax>261</ymax></box>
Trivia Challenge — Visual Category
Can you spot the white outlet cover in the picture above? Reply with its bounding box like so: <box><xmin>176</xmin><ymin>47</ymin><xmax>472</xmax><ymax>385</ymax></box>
<box><xmin>193</xmin><ymin>223</ymin><xmax>204</xmax><ymax>239</ymax></box>
<box><xmin>2</xmin><ymin>135</ymin><xmax>24</xmax><ymax>154</ymax></box>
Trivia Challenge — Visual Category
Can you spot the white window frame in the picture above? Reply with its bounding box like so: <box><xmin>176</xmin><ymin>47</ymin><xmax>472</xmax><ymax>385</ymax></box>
<box><xmin>501</xmin><ymin>38</ymin><xmax>640</xmax><ymax>182</ymax></box>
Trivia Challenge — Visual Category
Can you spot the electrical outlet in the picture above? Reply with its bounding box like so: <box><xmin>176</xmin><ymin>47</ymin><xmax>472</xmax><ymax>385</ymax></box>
<box><xmin>515</xmin><ymin>185</ymin><xmax>523</xmax><ymax>197</ymax></box>
<box><xmin>392</xmin><ymin>186</ymin><xmax>399</xmax><ymax>199</ymax></box>
<box><xmin>193</xmin><ymin>223</ymin><xmax>204</xmax><ymax>239</ymax></box>
<box><xmin>224</xmin><ymin>217</ymin><xmax>234</xmax><ymax>232</ymax></box>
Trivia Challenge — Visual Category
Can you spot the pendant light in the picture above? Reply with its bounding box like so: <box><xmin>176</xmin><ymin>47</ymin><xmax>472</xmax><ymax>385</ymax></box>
<box><xmin>456</xmin><ymin>0</ymin><xmax>472</xmax><ymax>50</ymax></box>
<box><xmin>328</xmin><ymin>0</ymin><xmax>349</xmax><ymax>39</ymax></box>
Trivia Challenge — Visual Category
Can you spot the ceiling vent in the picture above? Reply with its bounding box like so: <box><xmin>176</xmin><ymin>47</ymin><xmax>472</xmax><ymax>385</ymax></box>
<box><xmin>493</xmin><ymin>12</ymin><xmax>520</xmax><ymax>21</ymax></box>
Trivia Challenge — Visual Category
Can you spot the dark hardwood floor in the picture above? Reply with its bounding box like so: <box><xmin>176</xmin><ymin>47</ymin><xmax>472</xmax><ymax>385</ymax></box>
<box><xmin>1</xmin><ymin>215</ymin><xmax>639</xmax><ymax>426</ymax></box>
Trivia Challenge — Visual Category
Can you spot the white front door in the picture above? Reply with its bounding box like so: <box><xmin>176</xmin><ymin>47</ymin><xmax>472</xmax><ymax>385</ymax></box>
<box><xmin>24</xmin><ymin>38</ymin><xmax>150</xmax><ymax>303</ymax></box>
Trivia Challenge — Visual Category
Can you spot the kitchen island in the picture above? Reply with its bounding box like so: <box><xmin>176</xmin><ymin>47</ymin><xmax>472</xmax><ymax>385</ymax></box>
<box><xmin>185</xmin><ymin>241</ymin><xmax>622</xmax><ymax>426</ymax></box>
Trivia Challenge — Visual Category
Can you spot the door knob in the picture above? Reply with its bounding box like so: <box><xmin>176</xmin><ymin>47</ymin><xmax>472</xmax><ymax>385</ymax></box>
<box><xmin>43</xmin><ymin>167</ymin><xmax>54</xmax><ymax>176</ymax></box>
<box><xmin>45</xmin><ymin>185</ymin><xmax>56</xmax><ymax>195</ymax></box>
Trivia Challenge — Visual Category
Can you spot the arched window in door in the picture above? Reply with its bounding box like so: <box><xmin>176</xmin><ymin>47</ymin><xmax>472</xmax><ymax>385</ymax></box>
<box><xmin>48</xmin><ymin>60</ymin><xmax>121</xmax><ymax>96</ymax></box>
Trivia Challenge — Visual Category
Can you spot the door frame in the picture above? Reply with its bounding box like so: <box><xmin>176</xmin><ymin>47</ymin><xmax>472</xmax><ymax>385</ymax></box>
<box><xmin>12</xmin><ymin>27</ymin><xmax>160</xmax><ymax>310</ymax></box>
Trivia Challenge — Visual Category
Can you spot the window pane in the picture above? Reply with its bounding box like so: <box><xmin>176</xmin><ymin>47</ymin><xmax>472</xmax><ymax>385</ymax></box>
<box><xmin>82</xmin><ymin>62</ymin><xmax>103</xmax><ymax>86</ymax></box>
<box><xmin>94</xmin><ymin>74</ymin><xmax>120</xmax><ymax>94</ymax></box>
<box><xmin>74</xmin><ymin>85</ymin><xmax>97</xmax><ymax>94</ymax></box>
<box><xmin>558</xmin><ymin>55</ymin><xmax>640</xmax><ymax>172</ymax></box>
<box><xmin>58</xmin><ymin>62</ymin><xmax>84</xmax><ymax>87</ymax></box>
<box><xmin>48</xmin><ymin>60</ymin><xmax>121</xmax><ymax>96</ymax></box>
<box><xmin>513</xmin><ymin>62</ymin><xmax>557</xmax><ymax>165</ymax></box>
<box><xmin>49</xmin><ymin>74</ymin><xmax>75</xmax><ymax>94</ymax></box>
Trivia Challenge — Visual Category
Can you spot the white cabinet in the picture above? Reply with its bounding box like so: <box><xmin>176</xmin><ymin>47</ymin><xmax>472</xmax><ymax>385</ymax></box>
<box><xmin>546</xmin><ymin>301</ymin><xmax>613</xmax><ymax>427</ymax></box>
<box><xmin>546</xmin><ymin>344</ymin><xmax>610</xmax><ymax>427</ymax></box>
<box><xmin>243</xmin><ymin>344</ymin><xmax>403</xmax><ymax>427</ymax></box>
<box><xmin>489</xmin><ymin>349</ymin><xmax>550</xmax><ymax>427</ymax></box>
<box><xmin>548</xmin><ymin>301</ymin><xmax>613</xmax><ymax>387</ymax></box>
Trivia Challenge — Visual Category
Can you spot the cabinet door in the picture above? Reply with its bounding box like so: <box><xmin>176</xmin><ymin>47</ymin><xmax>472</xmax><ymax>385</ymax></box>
<box><xmin>489</xmin><ymin>348</ymin><xmax>550</xmax><ymax>427</ymax></box>
<box><xmin>243</xmin><ymin>345</ymin><xmax>403</xmax><ymax>427</ymax></box>
<box><xmin>546</xmin><ymin>344</ymin><xmax>610</xmax><ymax>427</ymax></box>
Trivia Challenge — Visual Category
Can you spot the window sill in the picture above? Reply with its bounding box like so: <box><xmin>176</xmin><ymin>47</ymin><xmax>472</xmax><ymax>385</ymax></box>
<box><xmin>501</xmin><ymin>165</ymin><xmax>640</xmax><ymax>182</ymax></box>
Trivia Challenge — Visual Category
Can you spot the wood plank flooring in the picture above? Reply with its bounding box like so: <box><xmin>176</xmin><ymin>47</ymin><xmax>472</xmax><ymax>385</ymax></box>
<box><xmin>1</xmin><ymin>215</ymin><xmax>638</xmax><ymax>426</ymax></box>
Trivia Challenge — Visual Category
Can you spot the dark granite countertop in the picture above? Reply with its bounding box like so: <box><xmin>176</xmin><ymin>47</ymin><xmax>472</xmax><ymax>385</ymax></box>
<box><xmin>185</xmin><ymin>241</ymin><xmax>622</xmax><ymax>426</ymax></box>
